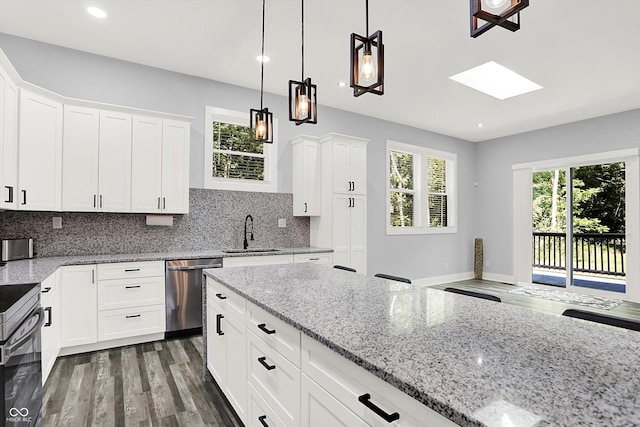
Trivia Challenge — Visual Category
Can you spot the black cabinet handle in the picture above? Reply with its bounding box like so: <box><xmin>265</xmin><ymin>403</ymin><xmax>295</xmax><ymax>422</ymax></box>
<box><xmin>258</xmin><ymin>415</ymin><xmax>269</xmax><ymax>427</ymax></box>
<box><xmin>351</xmin><ymin>197</ymin><xmax>355</xmax><ymax>208</ymax></box>
<box><xmin>44</xmin><ymin>307</ymin><xmax>52</xmax><ymax>327</ymax></box>
<box><xmin>352</xmin><ymin>181</ymin><xmax>355</xmax><ymax>191</ymax></box>
<box><xmin>258</xmin><ymin>356</ymin><xmax>276</xmax><ymax>371</ymax></box>
<box><xmin>216</xmin><ymin>293</ymin><xmax>227</xmax><ymax>300</ymax></box>
<box><xmin>21</xmin><ymin>189</ymin><xmax>26</xmax><ymax>205</ymax></box>
<box><xmin>216</xmin><ymin>314</ymin><xmax>224</xmax><ymax>335</ymax></box>
<box><xmin>125</xmin><ymin>285</ymin><xmax>141</xmax><ymax>289</ymax></box>
<box><xmin>99</xmin><ymin>194</ymin><xmax>103</xmax><ymax>208</ymax></box>
<box><xmin>348</xmin><ymin>198</ymin><xmax>352</xmax><ymax>208</ymax></box>
<box><xmin>309</xmin><ymin>257</ymin><xmax>320</xmax><ymax>261</ymax></box>
<box><xmin>124</xmin><ymin>268</ymin><xmax>140</xmax><ymax>272</ymax></box>
<box><xmin>304</xmin><ymin>202</ymin><xmax>307</xmax><ymax>213</ymax></box>
<box><xmin>258</xmin><ymin>323</ymin><xmax>276</xmax><ymax>335</ymax></box>
<box><xmin>42</xmin><ymin>287</ymin><xmax>52</xmax><ymax>293</ymax></box>
<box><xmin>94</xmin><ymin>194</ymin><xmax>97</xmax><ymax>208</ymax></box>
<box><xmin>126</xmin><ymin>314</ymin><xmax>141</xmax><ymax>319</ymax></box>
<box><xmin>163</xmin><ymin>197</ymin><xmax>166</xmax><ymax>209</ymax></box>
<box><xmin>5</xmin><ymin>186</ymin><xmax>13</xmax><ymax>203</ymax></box>
<box><xmin>158</xmin><ymin>197</ymin><xmax>161</xmax><ymax>210</ymax></box>
<box><xmin>358</xmin><ymin>393</ymin><xmax>399</xmax><ymax>422</ymax></box>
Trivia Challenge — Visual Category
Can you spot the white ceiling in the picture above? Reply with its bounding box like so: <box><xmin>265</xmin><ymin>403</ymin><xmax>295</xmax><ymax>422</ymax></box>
<box><xmin>1</xmin><ymin>0</ymin><xmax>639</xmax><ymax>142</ymax></box>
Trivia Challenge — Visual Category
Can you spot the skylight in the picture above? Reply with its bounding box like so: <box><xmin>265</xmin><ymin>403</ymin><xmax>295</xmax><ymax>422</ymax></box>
<box><xmin>449</xmin><ymin>61</ymin><xmax>542</xmax><ymax>100</ymax></box>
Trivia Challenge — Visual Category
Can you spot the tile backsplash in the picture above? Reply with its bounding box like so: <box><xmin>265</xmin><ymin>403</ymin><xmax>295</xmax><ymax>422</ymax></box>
<box><xmin>0</xmin><ymin>189</ymin><xmax>310</xmax><ymax>257</ymax></box>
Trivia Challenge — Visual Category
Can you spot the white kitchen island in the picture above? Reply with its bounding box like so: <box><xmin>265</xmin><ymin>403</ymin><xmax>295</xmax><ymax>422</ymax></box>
<box><xmin>204</xmin><ymin>263</ymin><xmax>640</xmax><ymax>427</ymax></box>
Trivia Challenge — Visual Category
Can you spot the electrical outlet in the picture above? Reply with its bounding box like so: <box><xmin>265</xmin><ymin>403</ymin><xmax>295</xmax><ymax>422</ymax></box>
<box><xmin>485</xmin><ymin>260</ymin><xmax>491</xmax><ymax>267</ymax></box>
<box><xmin>52</xmin><ymin>217</ymin><xmax>62</xmax><ymax>229</ymax></box>
<box><xmin>278</xmin><ymin>218</ymin><xmax>287</xmax><ymax>228</ymax></box>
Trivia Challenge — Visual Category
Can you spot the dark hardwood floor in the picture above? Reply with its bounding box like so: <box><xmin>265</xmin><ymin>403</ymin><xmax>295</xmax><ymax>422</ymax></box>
<box><xmin>432</xmin><ymin>278</ymin><xmax>640</xmax><ymax>320</ymax></box>
<box><xmin>42</xmin><ymin>336</ymin><xmax>242</xmax><ymax>427</ymax></box>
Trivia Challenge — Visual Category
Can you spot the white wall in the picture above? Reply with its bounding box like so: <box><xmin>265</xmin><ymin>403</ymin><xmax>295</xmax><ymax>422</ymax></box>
<box><xmin>0</xmin><ymin>34</ymin><xmax>477</xmax><ymax>280</ymax></box>
<box><xmin>475</xmin><ymin>109</ymin><xmax>640</xmax><ymax>280</ymax></box>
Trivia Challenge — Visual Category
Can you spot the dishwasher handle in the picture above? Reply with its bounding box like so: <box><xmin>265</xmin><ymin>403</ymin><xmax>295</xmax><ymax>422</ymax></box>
<box><xmin>167</xmin><ymin>264</ymin><xmax>222</xmax><ymax>271</ymax></box>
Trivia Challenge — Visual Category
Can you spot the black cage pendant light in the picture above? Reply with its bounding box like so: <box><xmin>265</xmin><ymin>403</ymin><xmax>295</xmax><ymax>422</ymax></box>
<box><xmin>288</xmin><ymin>0</ymin><xmax>317</xmax><ymax>125</ymax></box>
<box><xmin>350</xmin><ymin>0</ymin><xmax>384</xmax><ymax>97</ymax></box>
<box><xmin>250</xmin><ymin>0</ymin><xmax>274</xmax><ymax>143</ymax></box>
<box><xmin>470</xmin><ymin>0</ymin><xmax>529</xmax><ymax>38</ymax></box>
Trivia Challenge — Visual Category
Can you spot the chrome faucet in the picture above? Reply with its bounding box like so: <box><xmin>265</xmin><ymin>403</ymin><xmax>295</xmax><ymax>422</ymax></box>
<box><xmin>243</xmin><ymin>215</ymin><xmax>254</xmax><ymax>249</ymax></box>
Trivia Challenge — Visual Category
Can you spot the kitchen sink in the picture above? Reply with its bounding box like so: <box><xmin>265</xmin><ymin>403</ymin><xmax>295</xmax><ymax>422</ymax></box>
<box><xmin>222</xmin><ymin>248</ymin><xmax>281</xmax><ymax>254</ymax></box>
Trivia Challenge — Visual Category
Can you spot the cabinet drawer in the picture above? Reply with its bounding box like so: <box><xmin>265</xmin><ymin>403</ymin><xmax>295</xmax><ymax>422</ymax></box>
<box><xmin>98</xmin><ymin>276</ymin><xmax>164</xmax><ymax>310</ymax></box>
<box><xmin>98</xmin><ymin>304</ymin><xmax>165</xmax><ymax>341</ymax></box>
<box><xmin>301</xmin><ymin>373</ymin><xmax>367</xmax><ymax>427</ymax></box>
<box><xmin>222</xmin><ymin>254</ymin><xmax>293</xmax><ymax>267</ymax></box>
<box><xmin>247</xmin><ymin>301</ymin><xmax>301</xmax><ymax>367</ymax></box>
<box><xmin>248</xmin><ymin>383</ymin><xmax>287</xmax><ymax>427</ymax></box>
<box><xmin>206</xmin><ymin>277</ymin><xmax>246</xmax><ymax>323</ymax></box>
<box><xmin>301</xmin><ymin>335</ymin><xmax>458</xmax><ymax>427</ymax></box>
<box><xmin>97</xmin><ymin>261</ymin><xmax>164</xmax><ymax>280</ymax></box>
<box><xmin>248</xmin><ymin>331</ymin><xmax>300</xmax><ymax>427</ymax></box>
<box><xmin>293</xmin><ymin>253</ymin><xmax>333</xmax><ymax>265</ymax></box>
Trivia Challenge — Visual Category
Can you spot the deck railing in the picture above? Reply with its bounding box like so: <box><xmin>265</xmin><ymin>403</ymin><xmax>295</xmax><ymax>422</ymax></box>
<box><xmin>532</xmin><ymin>232</ymin><xmax>626</xmax><ymax>277</ymax></box>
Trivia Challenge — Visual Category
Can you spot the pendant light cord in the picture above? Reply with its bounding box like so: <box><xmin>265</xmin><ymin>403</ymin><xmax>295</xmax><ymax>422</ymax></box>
<box><xmin>365</xmin><ymin>0</ymin><xmax>369</xmax><ymax>36</ymax></box>
<box><xmin>301</xmin><ymin>0</ymin><xmax>304</xmax><ymax>81</ymax></box>
<box><xmin>260</xmin><ymin>0</ymin><xmax>265</xmax><ymax>109</ymax></box>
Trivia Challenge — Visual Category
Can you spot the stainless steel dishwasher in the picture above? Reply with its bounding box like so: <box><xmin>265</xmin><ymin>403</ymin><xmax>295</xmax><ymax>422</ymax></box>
<box><xmin>165</xmin><ymin>258</ymin><xmax>222</xmax><ymax>336</ymax></box>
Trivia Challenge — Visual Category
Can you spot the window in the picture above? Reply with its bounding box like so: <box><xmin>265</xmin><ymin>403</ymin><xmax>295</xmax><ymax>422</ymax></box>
<box><xmin>204</xmin><ymin>106</ymin><xmax>277</xmax><ymax>192</ymax></box>
<box><xmin>387</xmin><ymin>140</ymin><xmax>457</xmax><ymax>235</ymax></box>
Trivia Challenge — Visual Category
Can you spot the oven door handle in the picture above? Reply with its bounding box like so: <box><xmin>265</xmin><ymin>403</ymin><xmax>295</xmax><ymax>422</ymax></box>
<box><xmin>5</xmin><ymin>307</ymin><xmax>45</xmax><ymax>355</ymax></box>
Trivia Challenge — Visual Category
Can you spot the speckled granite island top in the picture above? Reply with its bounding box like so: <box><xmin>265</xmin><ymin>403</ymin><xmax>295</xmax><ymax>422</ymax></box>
<box><xmin>0</xmin><ymin>247</ymin><xmax>331</xmax><ymax>286</ymax></box>
<box><xmin>204</xmin><ymin>263</ymin><xmax>640</xmax><ymax>427</ymax></box>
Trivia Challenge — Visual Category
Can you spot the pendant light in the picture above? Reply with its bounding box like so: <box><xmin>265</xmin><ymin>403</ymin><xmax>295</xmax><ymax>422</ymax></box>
<box><xmin>350</xmin><ymin>0</ymin><xmax>384</xmax><ymax>97</ymax></box>
<box><xmin>288</xmin><ymin>0</ymin><xmax>317</xmax><ymax>125</ymax></box>
<box><xmin>470</xmin><ymin>0</ymin><xmax>529</xmax><ymax>38</ymax></box>
<box><xmin>250</xmin><ymin>0</ymin><xmax>274</xmax><ymax>143</ymax></box>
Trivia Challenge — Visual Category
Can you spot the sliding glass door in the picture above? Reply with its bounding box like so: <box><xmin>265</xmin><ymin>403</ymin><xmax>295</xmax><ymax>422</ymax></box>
<box><xmin>532</xmin><ymin>162</ymin><xmax>626</xmax><ymax>294</ymax></box>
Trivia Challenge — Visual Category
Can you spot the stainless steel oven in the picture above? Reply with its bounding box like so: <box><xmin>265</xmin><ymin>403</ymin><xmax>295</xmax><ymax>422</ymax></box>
<box><xmin>0</xmin><ymin>284</ymin><xmax>43</xmax><ymax>427</ymax></box>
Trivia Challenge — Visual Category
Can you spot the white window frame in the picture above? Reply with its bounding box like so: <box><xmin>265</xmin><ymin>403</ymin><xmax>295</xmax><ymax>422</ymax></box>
<box><xmin>386</xmin><ymin>140</ymin><xmax>457</xmax><ymax>235</ymax></box>
<box><xmin>203</xmin><ymin>106</ymin><xmax>278</xmax><ymax>193</ymax></box>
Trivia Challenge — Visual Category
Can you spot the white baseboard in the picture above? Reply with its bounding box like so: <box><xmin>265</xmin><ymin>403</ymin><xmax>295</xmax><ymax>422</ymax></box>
<box><xmin>413</xmin><ymin>271</ymin><xmax>515</xmax><ymax>287</ymax></box>
<box><xmin>413</xmin><ymin>272</ymin><xmax>473</xmax><ymax>287</ymax></box>
<box><xmin>59</xmin><ymin>332</ymin><xmax>165</xmax><ymax>357</ymax></box>
<box><xmin>482</xmin><ymin>272</ymin><xmax>514</xmax><ymax>284</ymax></box>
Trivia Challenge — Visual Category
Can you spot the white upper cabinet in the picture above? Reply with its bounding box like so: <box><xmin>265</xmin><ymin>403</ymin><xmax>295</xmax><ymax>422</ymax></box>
<box><xmin>98</xmin><ymin>110</ymin><xmax>132</xmax><ymax>212</ymax></box>
<box><xmin>131</xmin><ymin>116</ymin><xmax>190</xmax><ymax>214</ymax></box>
<box><xmin>292</xmin><ymin>135</ymin><xmax>321</xmax><ymax>216</ymax></box>
<box><xmin>325</xmin><ymin>134</ymin><xmax>367</xmax><ymax>195</ymax></box>
<box><xmin>62</xmin><ymin>105</ymin><xmax>100</xmax><ymax>211</ymax></box>
<box><xmin>62</xmin><ymin>107</ymin><xmax>132</xmax><ymax>212</ymax></box>
<box><xmin>18</xmin><ymin>89</ymin><xmax>63</xmax><ymax>211</ymax></box>
<box><xmin>0</xmin><ymin>65</ymin><xmax>19</xmax><ymax>210</ymax></box>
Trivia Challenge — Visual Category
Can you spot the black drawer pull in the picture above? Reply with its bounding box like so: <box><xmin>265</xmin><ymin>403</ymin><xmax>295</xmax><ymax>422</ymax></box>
<box><xmin>216</xmin><ymin>293</ymin><xmax>227</xmax><ymax>300</ymax></box>
<box><xmin>126</xmin><ymin>314</ymin><xmax>141</xmax><ymax>319</ymax></box>
<box><xmin>124</xmin><ymin>268</ymin><xmax>140</xmax><ymax>272</ymax></box>
<box><xmin>258</xmin><ymin>415</ymin><xmax>269</xmax><ymax>427</ymax></box>
<box><xmin>44</xmin><ymin>307</ymin><xmax>52</xmax><ymax>327</ymax></box>
<box><xmin>309</xmin><ymin>258</ymin><xmax>320</xmax><ymax>261</ymax></box>
<box><xmin>21</xmin><ymin>189</ymin><xmax>26</xmax><ymax>205</ymax></box>
<box><xmin>5</xmin><ymin>186</ymin><xmax>13</xmax><ymax>203</ymax></box>
<box><xmin>257</xmin><ymin>323</ymin><xmax>276</xmax><ymax>335</ymax></box>
<box><xmin>258</xmin><ymin>356</ymin><xmax>276</xmax><ymax>371</ymax></box>
<box><xmin>216</xmin><ymin>314</ymin><xmax>224</xmax><ymax>335</ymax></box>
<box><xmin>42</xmin><ymin>287</ymin><xmax>52</xmax><ymax>293</ymax></box>
<box><xmin>358</xmin><ymin>393</ymin><xmax>400</xmax><ymax>422</ymax></box>
<box><xmin>125</xmin><ymin>285</ymin><xmax>141</xmax><ymax>289</ymax></box>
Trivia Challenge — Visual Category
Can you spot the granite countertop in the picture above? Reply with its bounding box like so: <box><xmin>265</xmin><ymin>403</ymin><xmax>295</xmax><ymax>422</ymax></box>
<box><xmin>0</xmin><ymin>247</ymin><xmax>332</xmax><ymax>286</ymax></box>
<box><xmin>204</xmin><ymin>263</ymin><xmax>640</xmax><ymax>427</ymax></box>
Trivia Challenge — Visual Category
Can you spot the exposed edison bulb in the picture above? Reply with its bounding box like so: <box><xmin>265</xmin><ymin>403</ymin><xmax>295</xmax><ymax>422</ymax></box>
<box><xmin>297</xmin><ymin>93</ymin><xmax>309</xmax><ymax>117</ymax></box>
<box><xmin>256</xmin><ymin>119</ymin><xmax>266</xmax><ymax>140</ymax></box>
<box><xmin>485</xmin><ymin>0</ymin><xmax>508</xmax><ymax>9</ymax></box>
<box><xmin>360</xmin><ymin>52</ymin><xmax>374</xmax><ymax>82</ymax></box>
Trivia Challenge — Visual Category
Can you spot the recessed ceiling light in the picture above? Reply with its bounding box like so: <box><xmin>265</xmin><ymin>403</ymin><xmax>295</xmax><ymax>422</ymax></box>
<box><xmin>449</xmin><ymin>61</ymin><xmax>542</xmax><ymax>100</ymax></box>
<box><xmin>477</xmin><ymin>123</ymin><xmax>484</xmax><ymax>128</ymax></box>
<box><xmin>337</xmin><ymin>82</ymin><xmax>347</xmax><ymax>87</ymax></box>
<box><xmin>87</xmin><ymin>6</ymin><xmax>107</xmax><ymax>19</ymax></box>
<box><xmin>256</xmin><ymin>55</ymin><xmax>270</xmax><ymax>63</ymax></box>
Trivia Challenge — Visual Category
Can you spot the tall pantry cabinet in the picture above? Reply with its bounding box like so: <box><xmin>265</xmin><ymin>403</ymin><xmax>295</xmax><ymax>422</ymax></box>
<box><xmin>308</xmin><ymin>133</ymin><xmax>368</xmax><ymax>274</ymax></box>
<box><xmin>0</xmin><ymin>59</ymin><xmax>19</xmax><ymax>210</ymax></box>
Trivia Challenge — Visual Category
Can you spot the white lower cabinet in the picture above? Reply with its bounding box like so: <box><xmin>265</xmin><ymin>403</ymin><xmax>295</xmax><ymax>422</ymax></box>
<box><xmin>97</xmin><ymin>304</ymin><xmax>164</xmax><ymax>341</ymax></box>
<box><xmin>59</xmin><ymin>265</ymin><xmax>97</xmax><ymax>347</ymax></box>
<box><xmin>206</xmin><ymin>284</ymin><xmax>247</xmax><ymax>424</ymax></box>
<box><xmin>292</xmin><ymin>253</ymin><xmax>333</xmax><ymax>266</ymax></box>
<box><xmin>41</xmin><ymin>271</ymin><xmax>60</xmax><ymax>385</ymax></box>
<box><xmin>222</xmin><ymin>254</ymin><xmax>294</xmax><ymax>267</ymax></box>
<box><xmin>248</xmin><ymin>383</ymin><xmax>287</xmax><ymax>427</ymax></box>
<box><xmin>301</xmin><ymin>374</ymin><xmax>367</xmax><ymax>427</ymax></box>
